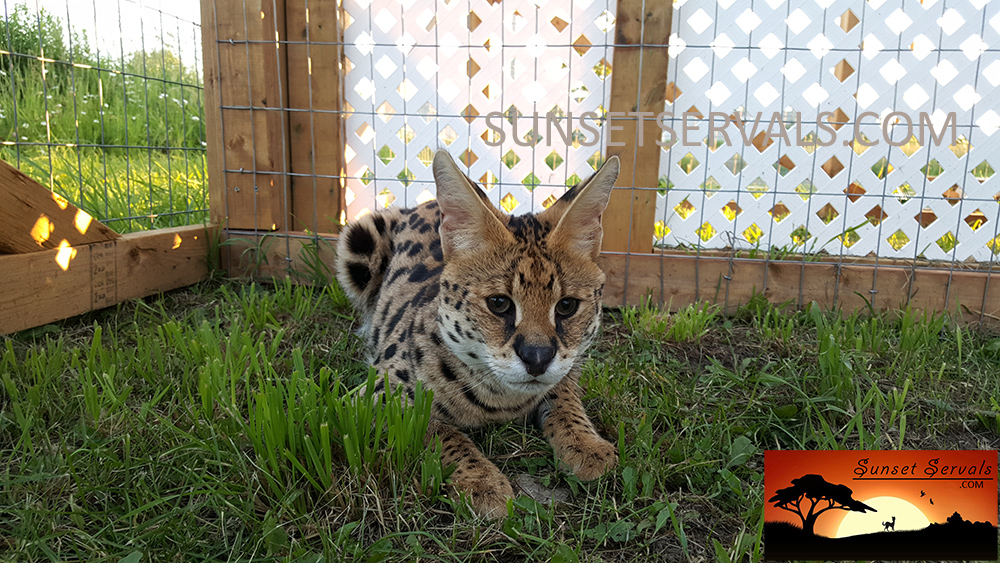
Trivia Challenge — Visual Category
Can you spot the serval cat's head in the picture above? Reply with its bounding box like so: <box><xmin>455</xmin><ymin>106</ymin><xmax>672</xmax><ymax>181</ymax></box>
<box><xmin>432</xmin><ymin>151</ymin><xmax>620</xmax><ymax>394</ymax></box>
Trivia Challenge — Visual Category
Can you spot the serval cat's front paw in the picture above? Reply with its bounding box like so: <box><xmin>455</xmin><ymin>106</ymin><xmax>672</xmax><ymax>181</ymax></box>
<box><xmin>557</xmin><ymin>434</ymin><xmax>618</xmax><ymax>481</ymax></box>
<box><xmin>451</xmin><ymin>472</ymin><xmax>514</xmax><ymax>519</ymax></box>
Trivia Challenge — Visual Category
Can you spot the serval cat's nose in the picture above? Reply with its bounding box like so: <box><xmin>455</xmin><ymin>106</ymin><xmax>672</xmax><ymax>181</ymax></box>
<box><xmin>516</xmin><ymin>343</ymin><xmax>556</xmax><ymax>376</ymax></box>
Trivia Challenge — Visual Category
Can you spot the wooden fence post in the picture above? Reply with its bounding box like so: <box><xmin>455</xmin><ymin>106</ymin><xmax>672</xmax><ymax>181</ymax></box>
<box><xmin>285</xmin><ymin>0</ymin><xmax>345</xmax><ymax>235</ymax></box>
<box><xmin>201</xmin><ymin>0</ymin><xmax>291</xmax><ymax>232</ymax></box>
<box><xmin>602</xmin><ymin>0</ymin><xmax>672</xmax><ymax>254</ymax></box>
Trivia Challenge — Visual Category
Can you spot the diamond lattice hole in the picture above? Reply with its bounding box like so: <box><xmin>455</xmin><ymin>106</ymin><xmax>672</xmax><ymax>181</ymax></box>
<box><xmin>822</xmin><ymin>156</ymin><xmax>845</xmax><ymax>178</ymax></box>
<box><xmin>769</xmin><ymin>202</ymin><xmax>790</xmax><ymax>223</ymax></box>
<box><xmin>355</xmin><ymin>122</ymin><xmax>375</xmax><ymax>143</ymax></box>
<box><xmin>572</xmin><ymin>35</ymin><xmax>592</xmax><ymax>56</ymax></box>
<box><xmin>834</xmin><ymin>59</ymin><xmax>855</xmax><ymax>82</ymax></box>
<box><xmin>851</xmin><ymin>134</ymin><xmax>874</xmax><ymax>156</ymax></box>
<box><xmin>696</xmin><ymin>223</ymin><xmax>716</xmax><ymax>242</ymax></box>
<box><xmin>679</xmin><ymin>153</ymin><xmax>700</xmax><ymax>174</ymax></box>
<box><xmin>665</xmin><ymin>82</ymin><xmax>682</xmax><ymax>105</ymax></box>
<box><xmin>990</xmin><ymin>236</ymin><xmax>1000</xmax><ymax>255</ymax></box>
<box><xmin>915</xmin><ymin>208</ymin><xmax>938</xmax><ymax>228</ymax></box>
<box><xmin>417</xmin><ymin>101</ymin><xmax>436</xmax><ymax>123</ymax></box>
<box><xmin>743</xmin><ymin>223</ymin><xmax>763</xmax><ymax>244</ymax></box>
<box><xmin>654</xmin><ymin>221</ymin><xmax>671</xmax><ymax>241</ymax></box>
<box><xmin>827</xmin><ymin>108</ymin><xmax>850</xmax><ymax>131</ymax></box>
<box><xmin>499</xmin><ymin>193</ymin><xmax>519</xmax><ymax>213</ymax></box>
<box><xmin>358</xmin><ymin>165</ymin><xmax>373</xmax><ymax>186</ymax></box>
<box><xmin>949</xmin><ymin>136</ymin><xmax>971</xmax><ymax>158</ymax></box>
<box><xmin>503</xmin><ymin>150</ymin><xmax>521</xmax><ymax>169</ymax></box>
<box><xmin>748</xmin><ymin>177</ymin><xmax>770</xmax><ymax>200</ymax></box>
<box><xmin>974</xmin><ymin>160</ymin><xmax>995</xmax><ymax>182</ymax></box>
<box><xmin>922</xmin><ymin>159</ymin><xmax>943</xmax><ymax>181</ymax></box>
<box><xmin>817</xmin><ymin>203</ymin><xmax>840</xmax><ymax>225</ymax></box>
<box><xmin>900</xmin><ymin>136</ymin><xmax>921</xmax><ymax>157</ymax></box>
<box><xmin>791</xmin><ymin>226</ymin><xmax>812</xmax><ymax>247</ymax></box>
<box><xmin>942</xmin><ymin>184</ymin><xmax>963</xmax><ymax>205</ymax></box>
<box><xmin>377</xmin><ymin>101</ymin><xmax>396</xmax><ymax>123</ymax></box>
<box><xmin>965</xmin><ymin>210</ymin><xmax>988</xmax><ymax>230</ymax></box>
<box><xmin>795</xmin><ymin>180</ymin><xmax>817</xmax><ymax>201</ymax></box>
<box><xmin>378</xmin><ymin>145</ymin><xmax>395</xmax><ymax>165</ymax></box>
<box><xmin>775</xmin><ymin>155</ymin><xmax>796</xmax><ymax>176</ymax></box>
<box><xmin>845</xmin><ymin>182</ymin><xmax>866</xmax><ymax>202</ymax></box>
<box><xmin>840</xmin><ymin>230</ymin><xmax>861</xmax><ymax>248</ymax></box>
<box><xmin>396</xmin><ymin>124</ymin><xmax>415</xmax><ymax>144</ymax></box>
<box><xmin>893</xmin><ymin>183</ymin><xmax>915</xmax><ymax>203</ymax></box>
<box><xmin>866</xmin><ymin>205</ymin><xmax>888</xmax><ymax>225</ymax></box>
<box><xmin>463</xmin><ymin>104</ymin><xmax>479</xmax><ymax>124</ymax></box>
<box><xmin>936</xmin><ymin>232</ymin><xmax>957</xmax><ymax>253</ymax></box>
<box><xmin>459</xmin><ymin>149</ymin><xmax>478</xmax><ymax>168</ymax></box>
<box><xmin>839</xmin><ymin>8</ymin><xmax>860</xmax><ymax>32</ymax></box>
<box><xmin>725</xmin><ymin>154</ymin><xmax>747</xmax><ymax>174</ymax></box>
<box><xmin>479</xmin><ymin>170</ymin><xmax>498</xmax><ymax>191</ymax></box>
<box><xmin>541</xmin><ymin>194</ymin><xmax>559</xmax><ymax>209</ymax></box>
<box><xmin>468</xmin><ymin>11</ymin><xmax>482</xmax><ymax>32</ymax></box>
<box><xmin>887</xmin><ymin>229</ymin><xmax>910</xmax><ymax>251</ymax></box>
<box><xmin>522</xmin><ymin>172</ymin><xmax>541</xmax><ymax>191</ymax></box>
<box><xmin>397</xmin><ymin>167</ymin><xmax>415</xmax><ymax>187</ymax></box>
<box><xmin>594</xmin><ymin>58</ymin><xmax>612</xmax><ymax>80</ymax></box>
<box><xmin>722</xmin><ymin>200</ymin><xmax>743</xmax><ymax>221</ymax></box>
<box><xmin>752</xmin><ymin>131</ymin><xmax>774</xmax><ymax>153</ymax></box>
<box><xmin>439</xmin><ymin>125</ymin><xmax>458</xmax><ymax>146</ymax></box>
<box><xmin>701</xmin><ymin>176</ymin><xmax>721</xmax><ymax>198</ymax></box>
<box><xmin>545</xmin><ymin>151</ymin><xmax>564</xmax><ymax>171</ymax></box>
<box><xmin>481</xmin><ymin>128</ymin><xmax>501</xmax><ymax>145</ymax></box>
<box><xmin>467</xmin><ymin>58</ymin><xmax>481</xmax><ymax>78</ymax></box>
<box><xmin>872</xmin><ymin>157</ymin><xmax>894</xmax><ymax>179</ymax></box>
<box><xmin>417</xmin><ymin>147</ymin><xmax>434</xmax><ymax>167</ymax></box>
<box><xmin>397</xmin><ymin>78</ymin><xmax>417</xmax><ymax>101</ymax></box>
<box><xmin>674</xmin><ymin>199</ymin><xmax>696</xmax><ymax>220</ymax></box>
<box><xmin>376</xmin><ymin>187</ymin><xmax>396</xmax><ymax>208</ymax></box>
<box><xmin>550</xmin><ymin>15</ymin><xmax>569</xmax><ymax>32</ymax></box>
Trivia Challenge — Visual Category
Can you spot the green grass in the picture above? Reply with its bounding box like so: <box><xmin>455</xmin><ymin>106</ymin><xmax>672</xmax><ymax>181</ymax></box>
<box><xmin>3</xmin><ymin>276</ymin><xmax>1000</xmax><ymax>562</ymax></box>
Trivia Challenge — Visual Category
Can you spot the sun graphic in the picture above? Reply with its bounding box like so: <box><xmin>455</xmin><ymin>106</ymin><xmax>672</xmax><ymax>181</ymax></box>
<box><xmin>835</xmin><ymin>496</ymin><xmax>931</xmax><ymax>538</ymax></box>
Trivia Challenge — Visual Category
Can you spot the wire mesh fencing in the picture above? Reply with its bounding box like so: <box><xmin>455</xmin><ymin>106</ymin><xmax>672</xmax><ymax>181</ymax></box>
<box><xmin>204</xmin><ymin>0</ymin><xmax>1000</xmax><ymax>321</ymax></box>
<box><xmin>1</xmin><ymin>0</ymin><xmax>207</xmax><ymax>234</ymax></box>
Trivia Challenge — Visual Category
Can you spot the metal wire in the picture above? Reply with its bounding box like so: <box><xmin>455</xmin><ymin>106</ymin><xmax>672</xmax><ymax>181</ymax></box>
<box><xmin>0</xmin><ymin>0</ymin><xmax>207</xmax><ymax>234</ymax></box>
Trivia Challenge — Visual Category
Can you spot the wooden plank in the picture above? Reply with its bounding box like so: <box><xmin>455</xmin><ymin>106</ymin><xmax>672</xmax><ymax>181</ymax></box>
<box><xmin>597</xmin><ymin>252</ymin><xmax>1000</xmax><ymax>325</ymax></box>
<box><xmin>602</xmin><ymin>0</ymin><xmax>673</xmax><ymax>255</ymax></box>
<box><xmin>200</xmin><ymin>0</ymin><xmax>226</xmax><ymax>227</ymax></box>
<box><xmin>0</xmin><ymin>225</ymin><xmax>216</xmax><ymax>335</ymax></box>
<box><xmin>285</xmin><ymin>0</ymin><xmax>345</xmax><ymax>234</ymax></box>
<box><xmin>0</xmin><ymin>159</ymin><xmax>119</xmax><ymax>254</ymax></box>
<box><xmin>208</xmin><ymin>0</ymin><xmax>290</xmax><ymax>232</ymax></box>
<box><xmin>224</xmin><ymin>232</ymin><xmax>1000</xmax><ymax>325</ymax></box>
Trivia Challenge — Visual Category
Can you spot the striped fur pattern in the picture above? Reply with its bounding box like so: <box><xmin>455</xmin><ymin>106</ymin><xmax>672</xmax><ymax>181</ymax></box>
<box><xmin>335</xmin><ymin>151</ymin><xmax>620</xmax><ymax>517</ymax></box>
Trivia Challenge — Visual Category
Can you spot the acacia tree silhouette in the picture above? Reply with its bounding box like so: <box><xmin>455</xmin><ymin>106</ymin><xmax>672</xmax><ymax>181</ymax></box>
<box><xmin>769</xmin><ymin>474</ymin><xmax>877</xmax><ymax>535</ymax></box>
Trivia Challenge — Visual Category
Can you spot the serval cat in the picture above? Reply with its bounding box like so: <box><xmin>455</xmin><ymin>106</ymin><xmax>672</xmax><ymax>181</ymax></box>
<box><xmin>336</xmin><ymin>150</ymin><xmax>620</xmax><ymax>517</ymax></box>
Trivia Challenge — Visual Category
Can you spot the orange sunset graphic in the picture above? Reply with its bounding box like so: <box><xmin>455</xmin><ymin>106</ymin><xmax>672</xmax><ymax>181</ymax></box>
<box><xmin>764</xmin><ymin>450</ymin><xmax>998</xmax><ymax>560</ymax></box>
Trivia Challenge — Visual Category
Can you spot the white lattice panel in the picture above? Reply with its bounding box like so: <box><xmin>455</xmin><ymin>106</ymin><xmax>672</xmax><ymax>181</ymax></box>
<box><xmin>657</xmin><ymin>0</ymin><xmax>1000</xmax><ymax>262</ymax></box>
<box><xmin>343</xmin><ymin>0</ymin><xmax>617</xmax><ymax>221</ymax></box>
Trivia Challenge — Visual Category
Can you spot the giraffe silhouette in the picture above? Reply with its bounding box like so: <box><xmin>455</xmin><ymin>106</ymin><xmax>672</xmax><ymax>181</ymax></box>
<box><xmin>930</xmin><ymin>498</ymin><xmax>934</xmax><ymax>505</ymax></box>
<box><xmin>920</xmin><ymin>490</ymin><xmax>926</xmax><ymax>497</ymax></box>
<box><xmin>883</xmin><ymin>516</ymin><xmax>896</xmax><ymax>531</ymax></box>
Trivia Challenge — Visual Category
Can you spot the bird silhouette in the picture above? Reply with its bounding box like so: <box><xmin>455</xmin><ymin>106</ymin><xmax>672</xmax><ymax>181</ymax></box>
<box><xmin>930</xmin><ymin>498</ymin><xmax>934</xmax><ymax>505</ymax></box>
<box><xmin>920</xmin><ymin>490</ymin><xmax>926</xmax><ymax>497</ymax></box>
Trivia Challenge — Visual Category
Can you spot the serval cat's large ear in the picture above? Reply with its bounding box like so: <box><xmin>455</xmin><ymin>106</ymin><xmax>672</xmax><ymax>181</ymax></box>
<box><xmin>544</xmin><ymin>155</ymin><xmax>620</xmax><ymax>260</ymax></box>
<box><xmin>433</xmin><ymin>150</ymin><xmax>513</xmax><ymax>260</ymax></box>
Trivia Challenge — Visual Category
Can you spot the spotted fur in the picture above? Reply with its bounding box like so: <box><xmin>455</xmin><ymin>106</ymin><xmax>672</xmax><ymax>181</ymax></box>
<box><xmin>336</xmin><ymin>150</ymin><xmax>620</xmax><ymax>517</ymax></box>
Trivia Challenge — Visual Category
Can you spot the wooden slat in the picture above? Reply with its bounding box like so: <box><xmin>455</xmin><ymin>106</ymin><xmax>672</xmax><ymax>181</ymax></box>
<box><xmin>602</xmin><ymin>0</ymin><xmax>672</xmax><ymax>255</ymax></box>
<box><xmin>597</xmin><ymin>252</ymin><xmax>1000</xmax><ymax>325</ymax></box>
<box><xmin>0</xmin><ymin>225</ymin><xmax>216</xmax><ymax>335</ymax></box>
<box><xmin>200</xmin><ymin>0</ymin><xmax>226</xmax><ymax>227</ymax></box>
<box><xmin>0</xmin><ymin>159</ymin><xmax>119</xmax><ymax>254</ymax></box>
<box><xmin>222</xmin><ymin>232</ymin><xmax>1000</xmax><ymax>325</ymax></box>
<box><xmin>207</xmin><ymin>0</ymin><xmax>290</xmax><ymax>231</ymax></box>
<box><xmin>286</xmin><ymin>0</ymin><xmax>345</xmax><ymax>234</ymax></box>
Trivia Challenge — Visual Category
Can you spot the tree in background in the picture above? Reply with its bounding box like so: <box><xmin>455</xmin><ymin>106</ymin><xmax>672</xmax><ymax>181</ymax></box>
<box><xmin>769</xmin><ymin>474</ymin><xmax>877</xmax><ymax>535</ymax></box>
